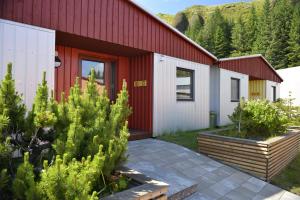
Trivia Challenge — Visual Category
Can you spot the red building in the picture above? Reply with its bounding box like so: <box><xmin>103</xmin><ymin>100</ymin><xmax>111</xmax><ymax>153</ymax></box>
<box><xmin>0</xmin><ymin>0</ymin><xmax>283</xmax><ymax>138</ymax></box>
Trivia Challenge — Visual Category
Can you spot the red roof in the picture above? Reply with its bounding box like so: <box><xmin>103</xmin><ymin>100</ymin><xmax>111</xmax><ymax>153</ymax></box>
<box><xmin>0</xmin><ymin>0</ymin><xmax>217</xmax><ymax>65</ymax></box>
<box><xmin>218</xmin><ymin>55</ymin><xmax>283</xmax><ymax>83</ymax></box>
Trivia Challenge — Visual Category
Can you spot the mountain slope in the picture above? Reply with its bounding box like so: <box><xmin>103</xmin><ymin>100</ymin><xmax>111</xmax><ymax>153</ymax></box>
<box><xmin>157</xmin><ymin>0</ymin><xmax>264</xmax><ymax>25</ymax></box>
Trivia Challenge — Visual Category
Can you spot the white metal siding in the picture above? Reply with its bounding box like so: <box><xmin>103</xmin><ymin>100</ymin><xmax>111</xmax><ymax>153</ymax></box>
<box><xmin>210</xmin><ymin>66</ymin><xmax>220</xmax><ymax>124</ymax></box>
<box><xmin>219</xmin><ymin>69</ymin><xmax>249</xmax><ymax>126</ymax></box>
<box><xmin>153</xmin><ymin>53</ymin><xmax>210</xmax><ymax>136</ymax></box>
<box><xmin>266</xmin><ymin>80</ymin><xmax>280</xmax><ymax>102</ymax></box>
<box><xmin>0</xmin><ymin>19</ymin><xmax>55</xmax><ymax>109</ymax></box>
<box><xmin>277</xmin><ymin>67</ymin><xmax>300</xmax><ymax>105</ymax></box>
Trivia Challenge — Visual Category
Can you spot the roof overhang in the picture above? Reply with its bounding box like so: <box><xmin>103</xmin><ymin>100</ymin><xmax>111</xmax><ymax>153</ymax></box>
<box><xmin>219</xmin><ymin>54</ymin><xmax>283</xmax><ymax>82</ymax></box>
<box><xmin>129</xmin><ymin>0</ymin><xmax>218</xmax><ymax>62</ymax></box>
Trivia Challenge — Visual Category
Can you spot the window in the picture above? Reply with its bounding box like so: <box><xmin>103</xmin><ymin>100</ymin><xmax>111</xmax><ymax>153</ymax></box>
<box><xmin>272</xmin><ymin>86</ymin><xmax>276</xmax><ymax>102</ymax></box>
<box><xmin>176</xmin><ymin>68</ymin><xmax>194</xmax><ymax>101</ymax></box>
<box><xmin>231</xmin><ymin>78</ymin><xmax>240</xmax><ymax>102</ymax></box>
<box><xmin>81</xmin><ymin>59</ymin><xmax>105</xmax><ymax>84</ymax></box>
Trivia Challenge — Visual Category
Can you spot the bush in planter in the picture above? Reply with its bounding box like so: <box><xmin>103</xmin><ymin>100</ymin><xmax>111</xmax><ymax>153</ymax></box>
<box><xmin>229</xmin><ymin>99</ymin><xmax>289</xmax><ymax>138</ymax></box>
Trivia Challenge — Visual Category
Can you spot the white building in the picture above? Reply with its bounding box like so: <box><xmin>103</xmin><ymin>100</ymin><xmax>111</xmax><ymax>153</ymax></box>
<box><xmin>277</xmin><ymin>66</ymin><xmax>300</xmax><ymax>106</ymax></box>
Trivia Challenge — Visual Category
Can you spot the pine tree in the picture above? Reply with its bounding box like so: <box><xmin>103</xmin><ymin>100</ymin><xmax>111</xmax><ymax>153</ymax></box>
<box><xmin>37</xmin><ymin>146</ymin><xmax>105</xmax><ymax>200</ymax></box>
<box><xmin>253</xmin><ymin>0</ymin><xmax>272</xmax><ymax>55</ymax></box>
<box><xmin>231</xmin><ymin>17</ymin><xmax>248</xmax><ymax>56</ymax></box>
<box><xmin>287</xmin><ymin>4</ymin><xmax>300</xmax><ymax>67</ymax></box>
<box><xmin>198</xmin><ymin>8</ymin><xmax>231</xmax><ymax>57</ymax></box>
<box><xmin>27</xmin><ymin>72</ymin><xmax>57</xmax><ymax>166</ymax></box>
<box><xmin>245</xmin><ymin>5</ymin><xmax>258</xmax><ymax>52</ymax></box>
<box><xmin>0</xmin><ymin>63</ymin><xmax>26</xmax><ymax>134</ymax></box>
<box><xmin>266</xmin><ymin>0</ymin><xmax>292</xmax><ymax>69</ymax></box>
<box><xmin>214</xmin><ymin>26</ymin><xmax>228</xmax><ymax>58</ymax></box>
<box><xmin>32</xmin><ymin>72</ymin><xmax>57</xmax><ymax>128</ymax></box>
<box><xmin>186</xmin><ymin>13</ymin><xmax>204</xmax><ymax>41</ymax></box>
<box><xmin>12</xmin><ymin>152</ymin><xmax>40</xmax><ymax>200</ymax></box>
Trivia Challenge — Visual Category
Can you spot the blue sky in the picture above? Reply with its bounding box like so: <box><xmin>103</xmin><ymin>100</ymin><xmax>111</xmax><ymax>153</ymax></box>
<box><xmin>133</xmin><ymin>0</ymin><xmax>252</xmax><ymax>14</ymax></box>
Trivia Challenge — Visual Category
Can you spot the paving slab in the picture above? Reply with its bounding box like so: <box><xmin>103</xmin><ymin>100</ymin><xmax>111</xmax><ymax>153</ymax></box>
<box><xmin>125</xmin><ymin>139</ymin><xmax>300</xmax><ymax>200</ymax></box>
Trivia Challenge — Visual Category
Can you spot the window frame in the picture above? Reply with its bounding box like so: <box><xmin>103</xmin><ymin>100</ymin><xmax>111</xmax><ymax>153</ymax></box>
<box><xmin>231</xmin><ymin>78</ymin><xmax>240</xmax><ymax>102</ymax></box>
<box><xmin>80</xmin><ymin>58</ymin><xmax>106</xmax><ymax>85</ymax></box>
<box><xmin>176</xmin><ymin>67</ymin><xmax>195</xmax><ymax>102</ymax></box>
<box><xmin>272</xmin><ymin>86</ymin><xmax>276</xmax><ymax>102</ymax></box>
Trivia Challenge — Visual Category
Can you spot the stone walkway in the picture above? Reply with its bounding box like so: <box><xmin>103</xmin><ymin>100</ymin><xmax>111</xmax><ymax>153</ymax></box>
<box><xmin>125</xmin><ymin>139</ymin><xmax>300</xmax><ymax>200</ymax></box>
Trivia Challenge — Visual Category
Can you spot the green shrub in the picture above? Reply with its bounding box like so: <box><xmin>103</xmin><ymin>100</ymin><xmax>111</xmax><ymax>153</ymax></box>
<box><xmin>229</xmin><ymin>99</ymin><xmax>288</xmax><ymax>138</ymax></box>
<box><xmin>11</xmin><ymin>68</ymin><xmax>131</xmax><ymax>199</ymax></box>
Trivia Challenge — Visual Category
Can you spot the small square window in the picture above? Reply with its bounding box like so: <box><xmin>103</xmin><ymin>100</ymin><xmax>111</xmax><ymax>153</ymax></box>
<box><xmin>231</xmin><ymin>78</ymin><xmax>240</xmax><ymax>102</ymax></box>
<box><xmin>81</xmin><ymin>59</ymin><xmax>105</xmax><ymax>84</ymax></box>
<box><xmin>176</xmin><ymin>68</ymin><xmax>194</xmax><ymax>101</ymax></box>
<box><xmin>272</xmin><ymin>86</ymin><xmax>276</xmax><ymax>102</ymax></box>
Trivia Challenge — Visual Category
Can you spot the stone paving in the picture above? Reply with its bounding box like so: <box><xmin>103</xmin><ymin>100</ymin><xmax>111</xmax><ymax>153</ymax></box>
<box><xmin>125</xmin><ymin>139</ymin><xmax>300</xmax><ymax>200</ymax></box>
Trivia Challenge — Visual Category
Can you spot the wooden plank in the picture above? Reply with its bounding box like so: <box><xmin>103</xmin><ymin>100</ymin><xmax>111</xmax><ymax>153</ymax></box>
<box><xmin>198</xmin><ymin>130</ymin><xmax>300</xmax><ymax>181</ymax></box>
<box><xmin>199</xmin><ymin>133</ymin><xmax>268</xmax><ymax>146</ymax></box>
<box><xmin>269</xmin><ymin>140</ymin><xmax>299</xmax><ymax>161</ymax></box>
<box><xmin>198</xmin><ymin>136</ymin><xmax>269</xmax><ymax>149</ymax></box>
<box><xmin>206</xmin><ymin>154</ymin><xmax>267</xmax><ymax>173</ymax></box>
<box><xmin>198</xmin><ymin>144</ymin><xmax>268</xmax><ymax>161</ymax></box>
<box><xmin>198</xmin><ymin>140</ymin><xmax>268</xmax><ymax>154</ymax></box>
<box><xmin>200</xmin><ymin>149</ymin><xmax>267</xmax><ymax>169</ymax></box>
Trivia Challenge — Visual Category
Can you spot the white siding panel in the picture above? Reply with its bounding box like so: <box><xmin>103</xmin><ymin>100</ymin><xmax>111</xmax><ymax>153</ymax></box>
<box><xmin>277</xmin><ymin>67</ymin><xmax>300</xmax><ymax>105</ymax></box>
<box><xmin>210</xmin><ymin>66</ymin><xmax>220</xmax><ymax>124</ymax></box>
<box><xmin>153</xmin><ymin>53</ymin><xmax>210</xmax><ymax>136</ymax></box>
<box><xmin>266</xmin><ymin>80</ymin><xmax>280</xmax><ymax>102</ymax></box>
<box><xmin>219</xmin><ymin>69</ymin><xmax>249</xmax><ymax>126</ymax></box>
<box><xmin>0</xmin><ymin>19</ymin><xmax>55</xmax><ymax>109</ymax></box>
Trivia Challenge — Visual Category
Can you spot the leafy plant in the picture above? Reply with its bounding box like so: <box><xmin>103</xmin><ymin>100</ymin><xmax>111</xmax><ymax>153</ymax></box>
<box><xmin>229</xmin><ymin>99</ymin><xmax>289</xmax><ymax>138</ymax></box>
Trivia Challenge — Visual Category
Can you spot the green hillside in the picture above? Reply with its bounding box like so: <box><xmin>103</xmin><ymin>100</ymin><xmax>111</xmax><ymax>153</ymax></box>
<box><xmin>156</xmin><ymin>0</ymin><xmax>300</xmax><ymax>69</ymax></box>
<box><xmin>158</xmin><ymin>0</ymin><xmax>265</xmax><ymax>25</ymax></box>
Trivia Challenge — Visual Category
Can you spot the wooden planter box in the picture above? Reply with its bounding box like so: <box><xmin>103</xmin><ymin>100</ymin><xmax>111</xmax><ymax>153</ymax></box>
<box><xmin>102</xmin><ymin>167</ymin><xmax>169</xmax><ymax>200</ymax></box>
<box><xmin>198</xmin><ymin>129</ymin><xmax>300</xmax><ymax>181</ymax></box>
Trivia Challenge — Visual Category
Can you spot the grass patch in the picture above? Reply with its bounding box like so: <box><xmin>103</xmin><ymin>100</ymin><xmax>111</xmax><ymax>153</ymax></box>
<box><xmin>157</xmin><ymin>127</ymin><xmax>222</xmax><ymax>151</ymax></box>
<box><xmin>271</xmin><ymin>152</ymin><xmax>300</xmax><ymax>195</ymax></box>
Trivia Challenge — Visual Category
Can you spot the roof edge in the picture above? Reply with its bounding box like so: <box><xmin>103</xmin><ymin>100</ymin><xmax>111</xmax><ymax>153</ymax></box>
<box><xmin>219</xmin><ymin>54</ymin><xmax>283</xmax><ymax>82</ymax></box>
<box><xmin>129</xmin><ymin>0</ymin><xmax>218</xmax><ymax>61</ymax></box>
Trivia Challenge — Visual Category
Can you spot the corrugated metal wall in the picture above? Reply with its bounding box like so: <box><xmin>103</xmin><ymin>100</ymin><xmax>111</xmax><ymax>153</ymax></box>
<box><xmin>219</xmin><ymin>57</ymin><xmax>282</xmax><ymax>83</ymax></box>
<box><xmin>0</xmin><ymin>19</ymin><xmax>55</xmax><ymax>109</ymax></box>
<box><xmin>249</xmin><ymin>80</ymin><xmax>266</xmax><ymax>100</ymax></box>
<box><xmin>266</xmin><ymin>80</ymin><xmax>280</xmax><ymax>102</ymax></box>
<box><xmin>0</xmin><ymin>0</ymin><xmax>215</xmax><ymax>66</ymax></box>
<box><xmin>129</xmin><ymin>53</ymin><xmax>153</xmax><ymax>134</ymax></box>
<box><xmin>153</xmin><ymin>53</ymin><xmax>210</xmax><ymax>135</ymax></box>
<box><xmin>219</xmin><ymin>69</ymin><xmax>249</xmax><ymax>126</ymax></box>
<box><xmin>277</xmin><ymin>67</ymin><xmax>300</xmax><ymax>105</ymax></box>
<box><xmin>210</xmin><ymin>66</ymin><xmax>220</xmax><ymax>123</ymax></box>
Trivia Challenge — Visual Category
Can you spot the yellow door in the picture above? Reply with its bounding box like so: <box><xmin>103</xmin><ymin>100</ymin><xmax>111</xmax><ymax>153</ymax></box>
<box><xmin>249</xmin><ymin>80</ymin><xmax>266</xmax><ymax>100</ymax></box>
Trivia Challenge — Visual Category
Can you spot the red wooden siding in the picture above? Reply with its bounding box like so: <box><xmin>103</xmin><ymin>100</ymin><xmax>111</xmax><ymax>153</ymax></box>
<box><xmin>129</xmin><ymin>53</ymin><xmax>153</xmax><ymax>134</ymax></box>
<box><xmin>219</xmin><ymin>57</ymin><xmax>283</xmax><ymax>83</ymax></box>
<box><xmin>0</xmin><ymin>0</ymin><xmax>215</xmax><ymax>65</ymax></box>
<box><xmin>55</xmin><ymin>45</ymin><xmax>152</xmax><ymax>134</ymax></box>
<box><xmin>55</xmin><ymin>45</ymin><xmax>130</xmax><ymax>100</ymax></box>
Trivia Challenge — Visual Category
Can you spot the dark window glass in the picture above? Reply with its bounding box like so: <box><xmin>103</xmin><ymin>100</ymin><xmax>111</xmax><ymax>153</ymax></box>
<box><xmin>176</xmin><ymin>68</ymin><xmax>194</xmax><ymax>101</ymax></box>
<box><xmin>231</xmin><ymin>78</ymin><xmax>240</xmax><ymax>102</ymax></box>
<box><xmin>272</xmin><ymin>86</ymin><xmax>276</xmax><ymax>102</ymax></box>
<box><xmin>81</xmin><ymin>60</ymin><xmax>104</xmax><ymax>84</ymax></box>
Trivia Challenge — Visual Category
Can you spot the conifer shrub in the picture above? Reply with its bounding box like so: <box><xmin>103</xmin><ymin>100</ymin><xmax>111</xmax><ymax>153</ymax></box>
<box><xmin>0</xmin><ymin>63</ymin><xmax>26</xmax><ymax>135</ymax></box>
<box><xmin>229</xmin><ymin>99</ymin><xmax>289</xmax><ymax>138</ymax></box>
<box><xmin>0</xmin><ymin>63</ymin><xmax>131</xmax><ymax>199</ymax></box>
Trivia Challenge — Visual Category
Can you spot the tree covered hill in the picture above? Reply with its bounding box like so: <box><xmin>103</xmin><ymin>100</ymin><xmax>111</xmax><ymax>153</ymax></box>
<box><xmin>157</xmin><ymin>0</ymin><xmax>300</xmax><ymax>69</ymax></box>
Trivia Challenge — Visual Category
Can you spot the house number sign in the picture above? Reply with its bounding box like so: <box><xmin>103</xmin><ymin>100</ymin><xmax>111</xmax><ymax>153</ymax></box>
<box><xmin>134</xmin><ymin>80</ymin><xmax>147</xmax><ymax>87</ymax></box>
